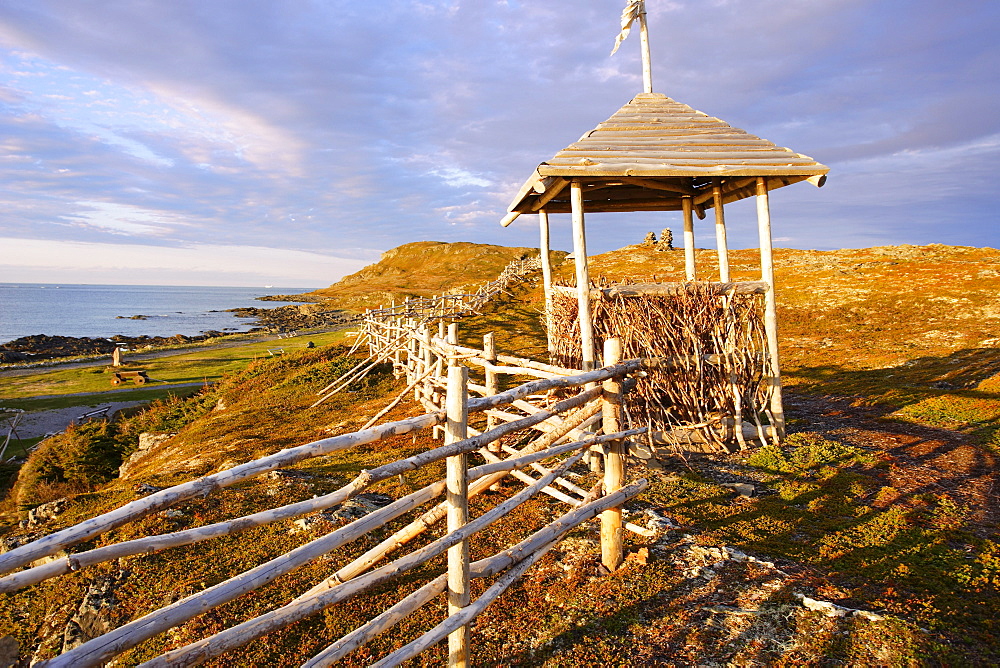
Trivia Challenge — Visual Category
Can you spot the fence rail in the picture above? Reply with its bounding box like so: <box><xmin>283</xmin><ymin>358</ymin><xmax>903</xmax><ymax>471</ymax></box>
<box><xmin>1</xmin><ymin>253</ymin><xmax>658</xmax><ymax>667</ymax></box>
<box><xmin>3</xmin><ymin>325</ymin><xmax>647</xmax><ymax>667</ymax></box>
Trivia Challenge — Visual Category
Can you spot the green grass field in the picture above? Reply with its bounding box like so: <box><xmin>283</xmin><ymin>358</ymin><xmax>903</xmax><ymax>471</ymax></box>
<box><xmin>0</xmin><ymin>330</ymin><xmax>352</xmax><ymax>406</ymax></box>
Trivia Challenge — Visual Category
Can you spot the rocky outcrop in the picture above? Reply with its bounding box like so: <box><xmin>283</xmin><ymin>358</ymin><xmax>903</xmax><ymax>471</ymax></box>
<box><xmin>61</xmin><ymin>570</ymin><xmax>127</xmax><ymax>653</ymax></box>
<box><xmin>119</xmin><ymin>433</ymin><xmax>175</xmax><ymax>478</ymax></box>
<box><xmin>228</xmin><ymin>304</ymin><xmax>355</xmax><ymax>333</ymax></box>
<box><xmin>19</xmin><ymin>498</ymin><xmax>68</xmax><ymax>529</ymax></box>
<box><xmin>0</xmin><ymin>332</ymin><xmax>230</xmax><ymax>364</ymax></box>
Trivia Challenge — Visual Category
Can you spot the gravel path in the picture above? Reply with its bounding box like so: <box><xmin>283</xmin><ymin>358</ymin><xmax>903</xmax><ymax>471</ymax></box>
<box><xmin>8</xmin><ymin>401</ymin><xmax>150</xmax><ymax>440</ymax></box>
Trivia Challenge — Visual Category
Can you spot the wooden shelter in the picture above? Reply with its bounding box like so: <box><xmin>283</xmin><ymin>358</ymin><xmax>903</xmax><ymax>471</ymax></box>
<box><xmin>498</xmin><ymin>7</ymin><xmax>828</xmax><ymax>446</ymax></box>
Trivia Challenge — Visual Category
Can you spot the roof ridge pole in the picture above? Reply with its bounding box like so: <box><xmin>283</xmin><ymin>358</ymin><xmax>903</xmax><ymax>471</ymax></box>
<box><xmin>682</xmin><ymin>195</ymin><xmax>696</xmax><ymax>281</ymax></box>
<box><xmin>570</xmin><ymin>181</ymin><xmax>596</xmax><ymax>371</ymax></box>
<box><xmin>712</xmin><ymin>180</ymin><xmax>731</xmax><ymax>282</ymax></box>
<box><xmin>755</xmin><ymin>177</ymin><xmax>785</xmax><ymax>441</ymax></box>
<box><xmin>638</xmin><ymin>1</ymin><xmax>653</xmax><ymax>93</ymax></box>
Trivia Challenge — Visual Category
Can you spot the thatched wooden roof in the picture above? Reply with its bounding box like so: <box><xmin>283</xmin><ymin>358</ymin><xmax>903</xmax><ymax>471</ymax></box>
<box><xmin>502</xmin><ymin>92</ymin><xmax>829</xmax><ymax>223</ymax></box>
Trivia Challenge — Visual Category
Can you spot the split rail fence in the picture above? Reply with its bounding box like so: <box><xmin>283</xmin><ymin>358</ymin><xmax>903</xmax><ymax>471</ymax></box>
<box><xmin>362</xmin><ymin>255</ymin><xmax>542</xmax><ymax>324</ymax></box>
<box><xmin>0</xmin><ymin>328</ymin><xmax>648</xmax><ymax>667</ymax></box>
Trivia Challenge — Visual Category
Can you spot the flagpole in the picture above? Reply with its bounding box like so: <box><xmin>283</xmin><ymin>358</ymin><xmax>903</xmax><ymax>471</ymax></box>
<box><xmin>638</xmin><ymin>1</ymin><xmax>653</xmax><ymax>93</ymax></box>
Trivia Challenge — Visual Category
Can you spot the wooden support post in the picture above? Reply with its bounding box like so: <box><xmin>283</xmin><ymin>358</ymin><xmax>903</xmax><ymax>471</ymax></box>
<box><xmin>407</xmin><ymin>328</ymin><xmax>418</xmax><ymax>386</ymax></box>
<box><xmin>713</xmin><ymin>181</ymin><xmax>731</xmax><ymax>283</ymax></box>
<box><xmin>483</xmin><ymin>333</ymin><xmax>499</xmax><ymax>435</ymax></box>
<box><xmin>571</xmin><ymin>180</ymin><xmax>596</xmax><ymax>371</ymax></box>
<box><xmin>438</xmin><ymin>320</ymin><xmax>447</xmax><ymax>341</ymax></box>
<box><xmin>638</xmin><ymin>0</ymin><xmax>653</xmax><ymax>94</ymax></box>
<box><xmin>539</xmin><ymin>209</ymin><xmax>555</xmax><ymax>356</ymax></box>
<box><xmin>682</xmin><ymin>195</ymin><xmax>696</xmax><ymax>281</ymax></box>
<box><xmin>445</xmin><ymin>363</ymin><xmax>470</xmax><ymax>667</ymax></box>
<box><xmin>755</xmin><ymin>177</ymin><xmax>785</xmax><ymax>440</ymax></box>
<box><xmin>601</xmin><ymin>338</ymin><xmax>624</xmax><ymax>571</ymax></box>
<box><xmin>421</xmin><ymin>327</ymin><xmax>433</xmax><ymax>405</ymax></box>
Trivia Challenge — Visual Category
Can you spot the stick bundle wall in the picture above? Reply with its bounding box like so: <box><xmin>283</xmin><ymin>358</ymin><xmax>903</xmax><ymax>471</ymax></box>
<box><xmin>549</xmin><ymin>281</ymin><xmax>774</xmax><ymax>451</ymax></box>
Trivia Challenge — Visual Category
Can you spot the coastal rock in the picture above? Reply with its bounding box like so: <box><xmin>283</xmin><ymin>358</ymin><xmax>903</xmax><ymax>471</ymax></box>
<box><xmin>0</xmin><ymin>332</ymin><xmax>235</xmax><ymax>364</ymax></box>
<box><xmin>229</xmin><ymin>304</ymin><xmax>354</xmax><ymax>333</ymax></box>
<box><xmin>1</xmin><ymin>335</ymin><xmax>116</xmax><ymax>360</ymax></box>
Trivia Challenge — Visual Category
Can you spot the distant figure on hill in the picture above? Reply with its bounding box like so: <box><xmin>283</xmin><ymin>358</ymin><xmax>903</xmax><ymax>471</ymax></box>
<box><xmin>112</xmin><ymin>347</ymin><xmax>123</xmax><ymax>367</ymax></box>
<box><xmin>642</xmin><ymin>231</ymin><xmax>657</xmax><ymax>247</ymax></box>
<box><xmin>656</xmin><ymin>228</ymin><xmax>674</xmax><ymax>251</ymax></box>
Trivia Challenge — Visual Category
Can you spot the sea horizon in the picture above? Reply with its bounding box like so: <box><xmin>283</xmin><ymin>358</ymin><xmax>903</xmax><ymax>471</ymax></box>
<box><xmin>0</xmin><ymin>282</ymin><xmax>318</xmax><ymax>344</ymax></box>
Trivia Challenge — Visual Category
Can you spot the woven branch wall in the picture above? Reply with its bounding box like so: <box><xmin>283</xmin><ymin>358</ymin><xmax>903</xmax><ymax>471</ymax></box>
<box><xmin>549</xmin><ymin>283</ymin><xmax>773</xmax><ymax>450</ymax></box>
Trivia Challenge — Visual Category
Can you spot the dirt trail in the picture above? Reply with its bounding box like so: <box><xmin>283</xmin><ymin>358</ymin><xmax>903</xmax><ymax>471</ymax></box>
<box><xmin>6</xmin><ymin>401</ymin><xmax>149</xmax><ymax>440</ymax></box>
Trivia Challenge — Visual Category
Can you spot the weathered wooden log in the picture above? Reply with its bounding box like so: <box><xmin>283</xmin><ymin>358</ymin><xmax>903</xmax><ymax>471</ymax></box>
<box><xmin>136</xmin><ymin>452</ymin><xmax>590</xmax><ymax>668</ymax></box>
<box><xmin>0</xmin><ymin>411</ymin><xmax>446</xmax><ymax>576</ymax></box>
<box><xmin>43</xmin><ymin>481</ymin><xmax>448</xmax><ymax>668</ymax></box>
<box><xmin>9</xmin><ymin>365</ymin><xmax>637</xmax><ymax>584</ymax></box>
<box><xmin>345</xmin><ymin>330</ymin><xmax>369</xmax><ymax>357</ymax></box>
<box><xmin>303</xmin><ymin>468</ymin><xmax>628</xmax><ymax>667</ymax></box>
<box><xmin>289</xmin><ymin>402</ymin><xmax>603</xmax><ymax>599</ymax></box>
<box><xmin>477</xmin><ymin>448</ymin><xmax>581</xmax><ymax>506</ymax></box>
<box><xmin>444</xmin><ymin>364</ymin><xmax>471</xmax><ymax>665</ymax></box>
<box><xmin>358</xmin><ymin>366</ymin><xmax>436</xmax><ymax>432</ymax></box>
<box><xmin>371</xmin><ymin>539</ymin><xmax>559</xmax><ymax>668</ymax></box>
<box><xmin>498</xmin><ymin>443</ymin><xmax>589</xmax><ymax>496</ymax></box>
<box><xmin>713</xmin><ymin>181</ymin><xmax>731</xmax><ymax>283</ymax></box>
<box><xmin>429</xmin><ymin>337</ymin><xmax>577</xmax><ymax>377</ymax></box>
<box><xmin>315</xmin><ymin>328</ymin><xmax>409</xmax><ymax>400</ymax></box>
<box><xmin>0</xmin><ymin>472</ymin><xmax>416</xmax><ymax>593</ymax></box>
<box><xmin>756</xmin><ymin>176</ymin><xmax>785</xmax><ymax>440</ymax></box>
<box><xmin>570</xmin><ymin>180</ymin><xmax>596</xmax><ymax>371</ymax></box>
<box><xmin>551</xmin><ymin>281</ymin><xmax>768</xmax><ymax>298</ymax></box>
<box><xmin>683</xmin><ymin>195</ymin><xmax>696</xmax><ymax>280</ymax></box>
<box><xmin>467</xmin><ymin>428</ymin><xmax>646</xmax><ymax>482</ymax></box>
<box><xmin>601</xmin><ymin>338</ymin><xmax>625</xmax><ymax>571</ymax></box>
<box><xmin>303</xmin><ymin>574</ymin><xmax>448</xmax><ymax>667</ymax></box>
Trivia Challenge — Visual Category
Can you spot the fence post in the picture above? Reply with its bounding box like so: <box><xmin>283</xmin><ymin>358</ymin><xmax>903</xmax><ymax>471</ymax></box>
<box><xmin>445</xmin><ymin>358</ymin><xmax>470</xmax><ymax>666</ymax></box>
<box><xmin>601</xmin><ymin>337</ymin><xmax>624</xmax><ymax>572</ymax></box>
<box><xmin>483</xmin><ymin>332</ymin><xmax>498</xmax><ymax>435</ymax></box>
<box><xmin>421</xmin><ymin>327</ymin><xmax>433</xmax><ymax>408</ymax></box>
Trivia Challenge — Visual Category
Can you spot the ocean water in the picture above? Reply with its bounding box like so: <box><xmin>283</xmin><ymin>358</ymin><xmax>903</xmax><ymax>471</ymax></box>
<box><xmin>0</xmin><ymin>283</ymin><xmax>316</xmax><ymax>344</ymax></box>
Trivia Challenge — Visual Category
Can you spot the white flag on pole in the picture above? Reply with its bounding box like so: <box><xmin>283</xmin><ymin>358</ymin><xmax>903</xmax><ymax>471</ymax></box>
<box><xmin>610</xmin><ymin>0</ymin><xmax>644</xmax><ymax>56</ymax></box>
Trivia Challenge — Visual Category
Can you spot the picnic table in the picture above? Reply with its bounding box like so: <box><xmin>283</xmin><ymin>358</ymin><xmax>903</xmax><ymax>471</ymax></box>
<box><xmin>111</xmin><ymin>370</ymin><xmax>150</xmax><ymax>385</ymax></box>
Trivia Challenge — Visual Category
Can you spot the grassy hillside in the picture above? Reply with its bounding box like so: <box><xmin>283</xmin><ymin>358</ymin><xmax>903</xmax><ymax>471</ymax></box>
<box><xmin>287</xmin><ymin>241</ymin><xmax>560</xmax><ymax>311</ymax></box>
<box><xmin>2</xmin><ymin>243</ymin><xmax>999</xmax><ymax>665</ymax></box>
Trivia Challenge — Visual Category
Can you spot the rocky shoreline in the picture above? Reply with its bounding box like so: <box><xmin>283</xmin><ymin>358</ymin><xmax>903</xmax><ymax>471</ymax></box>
<box><xmin>228</xmin><ymin>303</ymin><xmax>356</xmax><ymax>332</ymax></box>
<box><xmin>0</xmin><ymin>304</ymin><xmax>357</xmax><ymax>364</ymax></box>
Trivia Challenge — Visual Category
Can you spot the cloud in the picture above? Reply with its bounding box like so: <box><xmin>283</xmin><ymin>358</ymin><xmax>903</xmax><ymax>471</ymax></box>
<box><xmin>0</xmin><ymin>0</ymin><xmax>994</xmax><ymax>279</ymax></box>
<box><xmin>58</xmin><ymin>201</ymin><xmax>188</xmax><ymax>236</ymax></box>
<box><xmin>0</xmin><ymin>237</ymin><xmax>373</xmax><ymax>287</ymax></box>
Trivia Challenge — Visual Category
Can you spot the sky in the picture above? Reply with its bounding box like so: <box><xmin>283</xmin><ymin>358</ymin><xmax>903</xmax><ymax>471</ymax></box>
<box><xmin>0</xmin><ymin>0</ymin><xmax>996</xmax><ymax>287</ymax></box>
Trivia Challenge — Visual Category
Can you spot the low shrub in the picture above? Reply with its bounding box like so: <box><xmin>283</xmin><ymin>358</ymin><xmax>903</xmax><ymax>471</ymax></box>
<box><xmin>746</xmin><ymin>432</ymin><xmax>876</xmax><ymax>474</ymax></box>
<box><xmin>15</xmin><ymin>420</ymin><xmax>122</xmax><ymax>507</ymax></box>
